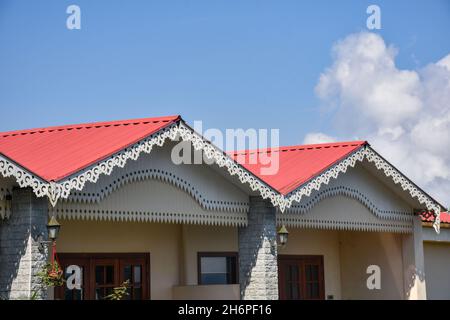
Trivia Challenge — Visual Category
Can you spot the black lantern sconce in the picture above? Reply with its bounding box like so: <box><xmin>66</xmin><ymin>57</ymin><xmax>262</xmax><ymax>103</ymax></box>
<box><xmin>38</xmin><ymin>216</ymin><xmax>61</xmax><ymax>253</ymax></box>
<box><xmin>277</xmin><ymin>225</ymin><xmax>289</xmax><ymax>248</ymax></box>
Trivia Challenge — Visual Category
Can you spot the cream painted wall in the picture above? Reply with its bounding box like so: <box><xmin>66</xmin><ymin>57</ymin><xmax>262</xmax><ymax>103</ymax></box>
<box><xmin>173</xmin><ymin>284</ymin><xmax>240</xmax><ymax>300</ymax></box>
<box><xmin>278</xmin><ymin>228</ymin><xmax>407</xmax><ymax>300</ymax></box>
<box><xmin>181</xmin><ymin>225</ymin><xmax>238</xmax><ymax>285</ymax></box>
<box><xmin>339</xmin><ymin>231</ymin><xmax>404</xmax><ymax>299</ymax></box>
<box><xmin>424</xmin><ymin>242</ymin><xmax>450</xmax><ymax>300</ymax></box>
<box><xmin>57</xmin><ymin>220</ymin><xmax>239</xmax><ymax>299</ymax></box>
<box><xmin>280</xmin><ymin>228</ymin><xmax>342</xmax><ymax>300</ymax></box>
<box><xmin>57</xmin><ymin>219</ymin><xmax>182</xmax><ymax>299</ymax></box>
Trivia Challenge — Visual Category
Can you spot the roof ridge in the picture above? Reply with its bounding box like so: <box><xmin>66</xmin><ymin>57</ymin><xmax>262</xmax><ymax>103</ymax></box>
<box><xmin>0</xmin><ymin>115</ymin><xmax>181</xmax><ymax>138</ymax></box>
<box><xmin>228</xmin><ymin>140</ymin><xmax>367</xmax><ymax>155</ymax></box>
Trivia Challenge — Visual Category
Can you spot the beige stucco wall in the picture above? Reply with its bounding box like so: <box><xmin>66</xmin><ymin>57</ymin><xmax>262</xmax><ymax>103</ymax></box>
<box><xmin>275</xmin><ymin>228</ymin><xmax>407</xmax><ymax>300</ymax></box>
<box><xmin>181</xmin><ymin>225</ymin><xmax>238</xmax><ymax>285</ymax></box>
<box><xmin>57</xmin><ymin>219</ymin><xmax>239</xmax><ymax>299</ymax></box>
<box><xmin>57</xmin><ymin>219</ymin><xmax>182</xmax><ymax>299</ymax></box>
<box><xmin>58</xmin><ymin>219</ymin><xmax>408</xmax><ymax>300</ymax></box>
<box><xmin>339</xmin><ymin>231</ymin><xmax>404</xmax><ymax>299</ymax></box>
<box><xmin>424</xmin><ymin>241</ymin><xmax>450</xmax><ymax>299</ymax></box>
<box><xmin>280</xmin><ymin>228</ymin><xmax>342</xmax><ymax>300</ymax></box>
<box><xmin>173</xmin><ymin>284</ymin><xmax>240</xmax><ymax>300</ymax></box>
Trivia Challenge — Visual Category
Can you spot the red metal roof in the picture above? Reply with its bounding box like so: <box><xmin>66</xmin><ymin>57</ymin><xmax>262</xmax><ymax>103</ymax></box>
<box><xmin>228</xmin><ymin>141</ymin><xmax>367</xmax><ymax>195</ymax></box>
<box><xmin>0</xmin><ymin>115</ymin><xmax>180</xmax><ymax>182</ymax></box>
<box><xmin>421</xmin><ymin>211</ymin><xmax>450</xmax><ymax>224</ymax></box>
<box><xmin>0</xmin><ymin>116</ymin><xmax>367</xmax><ymax>196</ymax></box>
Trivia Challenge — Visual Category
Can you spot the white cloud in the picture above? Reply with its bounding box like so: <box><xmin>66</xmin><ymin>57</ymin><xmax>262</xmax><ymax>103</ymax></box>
<box><xmin>311</xmin><ymin>31</ymin><xmax>450</xmax><ymax>206</ymax></box>
<box><xmin>303</xmin><ymin>132</ymin><xmax>337</xmax><ymax>145</ymax></box>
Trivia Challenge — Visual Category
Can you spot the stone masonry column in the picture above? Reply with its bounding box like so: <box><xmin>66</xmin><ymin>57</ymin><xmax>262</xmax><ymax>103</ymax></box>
<box><xmin>402</xmin><ymin>215</ymin><xmax>427</xmax><ymax>300</ymax></box>
<box><xmin>0</xmin><ymin>188</ymin><xmax>48</xmax><ymax>299</ymax></box>
<box><xmin>238</xmin><ymin>196</ymin><xmax>278</xmax><ymax>300</ymax></box>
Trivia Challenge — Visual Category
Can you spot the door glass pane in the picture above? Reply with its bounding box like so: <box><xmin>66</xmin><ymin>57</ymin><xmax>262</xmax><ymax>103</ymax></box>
<box><xmin>122</xmin><ymin>264</ymin><xmax>143</xmax><ymax>299</ymax></box>
<box><xmin>289</xmin><ymin>265</ymin><xmax>298</xmax><ymax>282</ymax></box>
<box><xmin>285</xmin><ymin>267</ymin><xmax>291</xmax><ymax>298</ymax></box>
<box><xmin>95</xmin><ymin>288</ymin><xmax>104</xmax><ymax>300</ymax></box>
<box><xmin>312</xmin><ymin>282</ymin><xmax>319</xmax><ymax>298</ymax></box>
<box><xmin>306</xmin><ymin>264</ymin><xmax>319</xmax><ymax>281</ymax></box>
<box><xmin>286</xmin><ymin>265</ymin><xmax>300</xmax><ymax>300</ymax></box>
<box><xmin>95</xmin><ymin>266</ymin><xmax>104</xmax><ymax>285</ymax></box>
<box><xmin>307</xmin><ymin>282</ymin><xmax>320</xmax><ymax>298</ymax></box>
<box><xmin>123</xmin><ymin>265</ymin><xmax>132</xmax><ymax>282</ymax></box>
<box><xmin>65</xmin><ymin>289</ymin><xmax>75</xmax><ymax>300</ymax></box>
<box><xmin>312</xmin><ymin>265</ymin><xmax>318</xmax><ymax>280</ymax></box>
<box><xmin>291</xmin><ymin>282</ymin><xmax>299</xmax><ymax>299</ymax></box>
<box><xmin>133</xmin><ymin>265</ymin><xmax>141</xmax><ymax>284</ymax></box>
<box><xmin>106</xmin><ymin>266</ymin><xmax>114</xmax><ymax>284</ymax></box>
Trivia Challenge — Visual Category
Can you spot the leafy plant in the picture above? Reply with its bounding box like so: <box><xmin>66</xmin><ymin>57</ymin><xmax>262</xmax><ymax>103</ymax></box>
<box><xmin>105</xmin><ymin>280</ymin><xmax>130</xmax><ymax>300</ymax></box>
<box><xmin>37</xmin><ymin>261</ymin><xmax>65</xmax><ymax>287</ymax></box>
<box><xmin>30</xmin><ymin>290</ymin><xmax>39</xmax><ymax>300</ymax></box>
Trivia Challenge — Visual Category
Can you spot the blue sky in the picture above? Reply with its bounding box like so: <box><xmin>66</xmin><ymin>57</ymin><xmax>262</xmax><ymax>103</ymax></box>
<box><xmin>0</xmin><ymin>0</ymin><xmax>449</xmax><ymax>147</ymax></box>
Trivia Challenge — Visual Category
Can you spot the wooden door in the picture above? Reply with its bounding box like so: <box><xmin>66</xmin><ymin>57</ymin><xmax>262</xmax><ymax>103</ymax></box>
<box><xmin>56</xmin><ymin>253</ymin><xmax>150</xmax><ymax>300</ymax></box>
<box><xmin>278</xmin><ymin>255</ymin><xmax>325</xmax><ymax>300</ymax></box>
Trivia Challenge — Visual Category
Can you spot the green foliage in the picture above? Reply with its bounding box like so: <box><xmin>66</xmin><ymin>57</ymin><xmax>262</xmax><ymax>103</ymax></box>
<box><xmin>30</xmin><ymin>290</ymin><xmax>39</xmax><ymax>300</ymax></box>
<box><xmin>37</xmin><ymin>261</ymin><xmax>65</xmax><ymax>287</ymax></box>
<box><xmin>105</xmin><ymin>280</ymin><xmax>130</xmax><ymax>300</ymax></box>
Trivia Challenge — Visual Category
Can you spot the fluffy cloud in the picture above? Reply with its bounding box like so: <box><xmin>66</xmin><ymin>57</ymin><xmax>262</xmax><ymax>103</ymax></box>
<box><xmin>303</xmin><ymin>132</ymin><xmax>337</xmax><ymax>145</ymax></box>
<box><xmin>312</xmin><ymin>32</ymin><xmax>450</xmax><ymax>206</ymax></box>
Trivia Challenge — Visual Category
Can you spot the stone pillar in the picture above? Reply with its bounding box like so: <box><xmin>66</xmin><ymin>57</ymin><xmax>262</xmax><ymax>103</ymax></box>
<box><xmin>238</xmin><ymin>196</ymin><xmax>278</xmax><ymax>300</ymax></box>
<box><xmin>402</xmin><ymin>215</ymin><xmax>427</xmax><ymax>300</ymax></box>
<box><xmin>0</xmin><ymin>188</ymin><xmax>48</xmax><ymax>299</ymax></box>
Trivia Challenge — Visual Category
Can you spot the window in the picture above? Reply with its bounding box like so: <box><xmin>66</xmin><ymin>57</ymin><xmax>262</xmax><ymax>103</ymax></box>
<box><xmin>197</xmin><ymin>252</ymin><xmax>238</xmax><ymax>285</ymax></box>
<box><xmin>56</xmin><ymin>253</ymin><xmax>150</xmax><ymax>300</ymax></box>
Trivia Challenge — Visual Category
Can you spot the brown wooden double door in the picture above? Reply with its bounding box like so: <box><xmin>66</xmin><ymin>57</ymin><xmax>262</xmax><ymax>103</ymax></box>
<box><xmin>55</xmin><ymin>253</ymin><xmax>150</xmax><ymax>300</ymax></box>
<box><xmin>278</xmin><ymin>255</ymin><xmax>325</xmax><ymax>300</ymax></box>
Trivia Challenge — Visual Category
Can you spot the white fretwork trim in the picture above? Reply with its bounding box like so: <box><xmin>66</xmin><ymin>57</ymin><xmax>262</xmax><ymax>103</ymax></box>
<box><xmin>0</xmin><ymin>121</ymin><xmax>441</xmax><ymax>232</ymax></box>
<box><xmin>279</xmin><ymin>147</ymin><xmax>441</xmax><ymax>233</ymax></box>
<box><xmin>49</xmin><ymin>207</ymin><xmax>247</xmax><ymax>227</ymax></box>
<box><xmin>276</xmin><ymin>215</ymin><xmax>412</xmax><ymax>233</ymax></box>
<box><xmin>67</xmin><ymin>169</ymin><xmax>249</xmax><ymax>213</ymax></box>
<box><xmin>286</xmin><ymin>186</ymin><xmax>413</xmax><ymax>222</ymax></box>
<box><xmin>365</xmin><ymin>148</ymin><xmax>441</xmax><ymax>233</ymax></box>
<box><xmin>0</xmin><ymin>155</ymin><xmax>51</xmax><ymax>199</ymax></box>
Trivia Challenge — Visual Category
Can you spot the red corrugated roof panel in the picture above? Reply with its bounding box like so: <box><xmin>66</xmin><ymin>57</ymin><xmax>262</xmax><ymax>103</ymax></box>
<box><xmin>421</xmin><ymin>211</ymin><xmax>450</xmax><ymax>224</ymax></box>
<box><xmin>229</xmin><ymin>141</ymin><xmax>367</xmax><ymax>195</ymax></box>
<box><xmin>0</xmin><ymin>115</ymin><xmax>180</xmax><ymax>181</ymax></box>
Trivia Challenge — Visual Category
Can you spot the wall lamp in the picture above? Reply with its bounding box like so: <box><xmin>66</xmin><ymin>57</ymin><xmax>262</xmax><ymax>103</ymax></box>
<box><xmin>38</xmin><ymin>216</ymin><xmax>61</xmax><ymax>253</ymax></box>
<box><xmin>277</xmin><ymin>225</ymin><xmax>289</xmax><ymax>248</ymax></box>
